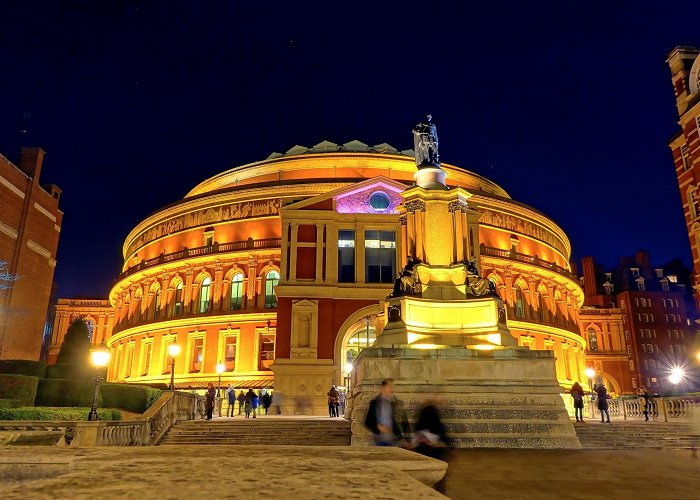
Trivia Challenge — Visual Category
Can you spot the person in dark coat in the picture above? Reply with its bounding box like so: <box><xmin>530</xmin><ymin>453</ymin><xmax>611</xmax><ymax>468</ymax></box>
<box><xmin>251</xmin><ymin>390</ymin><xmax>259</xmax><ymax>418</ymax></box>
<box><xmin>225</xmin><ymin>384</ymin><xmax>236</xmax><ymax>417</ymax></box>
<box><xmin>639</xmin><ymin>386</ymin><xmax>651</xmax><ymax>421</ymax></box>
<box><xmin>570</xmin><ymin>382</ymin><xmax>585</xmax><ymax>422</ymax></box>
<box><xmin>244</xmin><ymin>389</ymin><xmax>254</xmax><ymax>418</ymax></box>
<box><xmin>594</xmin><ymin>383</ymin><xmax>611</xmax><ymax>423</ymax></box>
<box><xmin>205</xmin><ymin>382</ymin><xmax>216</xmax><ymax>420</ymax></box>
<box><xmin>236</xmin><ymin>390</ymin><xmax>245</xmax><ymax>415</ymax></box>
<box><xmin>364</xmin><ymin>378</ymin><xmax>407</xmax><ymax>446</ymax></box>
<box><xmin>262</xmin><ymin>392</ymin><xmax>272</xmax><ymax>415</ymax></box>
<box><xmin>412</xmin><ymin>400</ymin><xmax>451</xmax><ymax>459</ymax></box>
<box><xmin>327</xmin><ymin>385</ymin><xmax>340</xmax><ymax>417</ymax></box>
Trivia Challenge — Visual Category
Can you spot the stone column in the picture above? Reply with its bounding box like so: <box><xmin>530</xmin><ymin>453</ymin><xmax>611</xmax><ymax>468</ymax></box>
<box><xmin>356</xmin><ymin>224</ymin><xmax>365</xmax><ymax>284</ymax></box>
<box><xmin>289</xmin><ymin>223</ymin><xmax>299</xmax><ymax>282</ymax></box>
<box><xmin>214</xmin><ymin>264</ymin><xmax>223</xmax><ymax>312</ymax></box>
<box><xmin>399</xmin><ymin>215</ymin><xmax>408</xmax><ymax>264</ymax></box>
<box><xmin>406</xmin><ymin>212</ymin><xmax>416</xmax><ymax>258</ymax></box>
<box><xmin>246</xmin><ymin>259</ymin><xmax>258</xmax><ymax>309</ymax></box>
<box><xmin>325</xmin><ymin>224</ymin><xmax>339</xmax><ymax>284</ymax></box>
<box><xmin>280</xmin><ymin>222</ymin><xmax>290</xmax><ymax>281</ymax></box>
<box><xmin>315</xmin><ymin>223</ymin><xmax>324</xmax><ymax>283</ymax></box>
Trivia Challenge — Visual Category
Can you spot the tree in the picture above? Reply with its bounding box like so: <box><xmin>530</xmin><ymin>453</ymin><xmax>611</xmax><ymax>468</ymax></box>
<box><xmin>0</xmin><ymin>261</ymin><xmax>19</xmax><ymax>290</ymax></box>
<box><xmin>55</xmin><ymin>319</ymin><xmax>91</xmax><ymax>376</ymax></box>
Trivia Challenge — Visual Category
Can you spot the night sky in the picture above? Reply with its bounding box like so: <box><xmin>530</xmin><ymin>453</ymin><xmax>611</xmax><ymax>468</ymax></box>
<box><xmin>1</xmin><ymin>2</ymin><xmax>699</xmax><ymax>298</ymax></box>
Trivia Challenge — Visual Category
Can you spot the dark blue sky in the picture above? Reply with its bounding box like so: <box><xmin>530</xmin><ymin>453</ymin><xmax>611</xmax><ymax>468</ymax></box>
<box><xmin>1</xmin><ymin>1</ymin><xmax>698</xmax><ymax>298</ymax></box>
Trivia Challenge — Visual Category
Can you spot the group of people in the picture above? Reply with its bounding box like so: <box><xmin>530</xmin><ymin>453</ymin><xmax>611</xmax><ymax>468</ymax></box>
<box><xmin>326</xmin><ymin>385</ymin><xmax>346</xmax><ymax>417</ymax></box>
<box><xmin>225</xmin><ymin>386</ymin><xmax>274</xmax><ymax>418</ymax></box>
<box><xmin>570</xmin><ymin>381</ymin><xmax>654</xmax><ymax>423</ymax></box>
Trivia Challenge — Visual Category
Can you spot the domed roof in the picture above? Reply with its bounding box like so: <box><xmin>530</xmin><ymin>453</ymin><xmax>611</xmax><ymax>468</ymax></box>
<box><xmin>265</xmin><ymin>140</ymin><xmax>415</xmax><ymax>160</ymax></box>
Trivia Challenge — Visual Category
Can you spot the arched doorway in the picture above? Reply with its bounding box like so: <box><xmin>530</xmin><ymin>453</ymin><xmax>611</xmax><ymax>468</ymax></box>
<box><xmin>333</xmin><ymin>305</ymin><xmax>381</xmax><ymax>389</ymax></box>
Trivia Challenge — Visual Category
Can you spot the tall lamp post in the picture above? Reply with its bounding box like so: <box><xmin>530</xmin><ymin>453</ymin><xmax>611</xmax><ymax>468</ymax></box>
<box><xmin>344</xmin><ymin>362</ymin><xmax>353</xmax><ymax>393</ymax></box>
<box><xmin>216</xmin><ymin>362</ymin><xmax>225</xmax><ymax>397</ymax></box>
<box><xmin>168</xmin><ymin>343</ymin><xmax>181</xmax><ymax>391</ymax></box>
<box><xmin>87</xmin><ymin>344</ymin><xmax>111</xmax><ymax>421</ymax></box>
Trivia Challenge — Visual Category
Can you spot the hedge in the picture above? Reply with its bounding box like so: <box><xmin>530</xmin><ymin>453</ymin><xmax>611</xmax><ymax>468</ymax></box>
<box><xmin>0</xmin><ymin>407</ymin><xmax>122</xmax><ymax>421</ymax></box>
<box><xmin>36</xmin><ymin>379</ymin><xmax>163</xmax><ymax>413</ymax></box>
<box><xmin>0</xmin><ymin>360</ymin><xmax>46</xmax><ymax>378</ymax></box>
<box><xmin>0</xmin><ymin>374</ymin><xmax>39</xmax><ymax>405</ymax></box>
<box><xmin>45</xmin><ymin>363</ymin><xmax>94</xmax><ymax>380</ymax></box>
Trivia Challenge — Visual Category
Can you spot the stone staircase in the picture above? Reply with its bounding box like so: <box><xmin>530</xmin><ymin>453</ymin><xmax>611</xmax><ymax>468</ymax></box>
<box><xmin>574</xmin><ymin>420</ymin><xmax>699</xmax><ymax>450</ymax></box>
<box><xmin>159</xmin><ymin>417</ymin><xmax>351</xmax><ymax>446</ymax></box>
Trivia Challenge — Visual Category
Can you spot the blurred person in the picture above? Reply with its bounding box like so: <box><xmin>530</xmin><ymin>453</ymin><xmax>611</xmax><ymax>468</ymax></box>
<box><xmin>364</xmin><ymin>378</ymin><xmax>407</xmax><ymax>446</ymax></box>
<box><xmin>570</xmin><ymin>382</ymin><xmax>585</xmax><ymax>422</ymax></box>
<box><xmin>225</xmin><ymin>384</ymin><xmax>236</xmax><ymax>417</ymax></box>
<box><xmin>594</xmin><ymin>383</ymin><xmax>611</xmax><ymax>423</ymax></box>
<box><xmin>244</xmin><ymin>388</ymin><xmax>254</xmax><ymax>418</ymax></box>
<box><xmin>262</xmin><ymin>391</ymin><xmax>272</xmax><ymax>415</ymax></box>
<box><xmin>327</xmin><ymin>384</ymin><xmax>340</xmax><ymax>417</ymax></box>
<box><xmin>412</xmin><ymin>399</ymin><xmax>451</xmax><ymax>459</ymax></box>
<box><xmin>252</xmin><ymin>390</ymin><xmax>260</xmax><ymax>418</ymax></box>
<box><xmin>237</xmin><ymin>390</ymin><xmax>245</xmax><ymax>415</ymax></box>
<box><xmin>339</xmin><ymin>390</ymin><xmax>346</xmax><ymax>417</ymax></box>
<box><xmin>639</xmin><ymin>386</ymin><xmax>651</xmax><ymax>421</ymax></box>
<box><xmin>205</xmin><ymin>382</ymin><xmax>216</xmax><ymax>420</ymax></box>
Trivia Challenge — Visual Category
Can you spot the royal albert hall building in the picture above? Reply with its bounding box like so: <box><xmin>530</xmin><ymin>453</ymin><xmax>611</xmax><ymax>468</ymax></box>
<box><xmin>104</xmin><ymin>140</ymin><xmax>588</xmax><ymax>407</ymax></box>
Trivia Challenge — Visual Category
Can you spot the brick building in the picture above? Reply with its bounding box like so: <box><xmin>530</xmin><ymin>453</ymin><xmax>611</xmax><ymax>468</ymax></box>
<box><xmin>580</xmin><ymin>251</ymin><xmax>697</xmax><ymax>394</ymax></box>
<box><xmin>0</xmin><ymin>148</ymin><xmax>62</xmax><ymax>360</ymax></box>
<box><xmin>667</xmin><ymin>46</ymin><xmax>700</xmax><ymax>308</ymax></box>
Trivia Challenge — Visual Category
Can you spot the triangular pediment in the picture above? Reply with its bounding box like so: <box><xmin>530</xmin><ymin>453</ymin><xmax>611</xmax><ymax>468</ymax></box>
<box><xmin>282</xmin><ymin>176</ymin><xmax>407</xmax><ymax>213</ymax></box>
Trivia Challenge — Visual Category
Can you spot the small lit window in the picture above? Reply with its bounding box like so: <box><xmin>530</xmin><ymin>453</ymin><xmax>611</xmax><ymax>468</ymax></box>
<box><xmin>369</xmin><ymin>192</ymin><xmax>390</xmax><ymax>210</ymax></box>
<box><xmin>631</xmin><ymin>268</ymin><xmax>640</xmax><ymax>278</ymax></box>
<box><xmin>681</xmin><ymin>144</ymin><xmax>690</xmax><ymax>171</ymax></box>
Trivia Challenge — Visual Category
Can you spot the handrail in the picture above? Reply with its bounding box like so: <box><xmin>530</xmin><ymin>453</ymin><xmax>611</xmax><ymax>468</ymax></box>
<box><xmin>116</xmin><ymin>238</ymin><xmax>281</xmax><ymax>282</ymax></box>
<box><xmin>587</xmin><ymin>396</ymin><xmax>696</xmax><ymax>422</ymax></box>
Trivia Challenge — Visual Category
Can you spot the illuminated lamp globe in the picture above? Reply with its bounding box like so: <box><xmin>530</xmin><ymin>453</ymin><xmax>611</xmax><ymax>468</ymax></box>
<box><xmin>669</xmin><ymin>367</ymin><xmax>684</xmax><ymax>385</ymax></box>
<box><xmin>345</xmin><ymin>362</ymin><xmax>353</xmax><ymax>373</ymax></box>
<box><xmin>585</xmin><ymin>368</ymin><xmax>596</xmax><ymax>379</ymax></box>
<box><xmin>90</xmin><ymin>344</ymin><xmax>111</xmax><ymax>368</ymax></box>
<box><xmin>168</xmin><ymin>343</ymin><xmax>181</xmax><ymax>358</ymax></box>
<box><xmin>216</xmin><ymin>363</ymin><xmax>225</xmax><ymax>374</ymax></box>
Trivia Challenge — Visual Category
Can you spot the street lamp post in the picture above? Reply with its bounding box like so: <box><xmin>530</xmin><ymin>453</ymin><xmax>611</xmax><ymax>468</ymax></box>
<box><xmin>216</xmin><ymin>362</ymin><xmax>225</xmax><ymax>397</ymax></box>
<box><xmin>585</xmin><ymin>367</ymin><xmax>595</xmax><ymax>392</ymax></box>
<box><xmin>87</xmin><ymin>344</ymin><xmax>111</xmax><ymax>421</ymax></box>
<box><xmin>344</xmin><ymin>362</ymin><xmax>353</xmax><ymax>393</ymax></box>
<box><xmin>168</xmin><ymin>343</ymin><xmax>181</xmax><ymax>391</ymax></box>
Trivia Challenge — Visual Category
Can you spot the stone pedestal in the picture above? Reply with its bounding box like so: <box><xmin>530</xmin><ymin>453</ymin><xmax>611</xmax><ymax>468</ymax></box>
<box><xmin>349</xmin><ymin>347</ymin><xmax>580</xmax><ymax>449</ymax></box>
<box><xmin>271</xmin><ymin>359</ymin><xmax>335</xmax><ymax>415</ymax></box>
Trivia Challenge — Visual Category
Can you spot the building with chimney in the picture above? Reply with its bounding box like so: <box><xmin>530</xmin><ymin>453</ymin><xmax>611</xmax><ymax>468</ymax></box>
<box><xmin>580</xmin><ymin>251</ymin><xmax>697</xmax><ymax>394</ymax></box>
<box><xmin>0</xmin><ymin>148</ymin><xmax>62</xmax><ymax>360</ymax></box>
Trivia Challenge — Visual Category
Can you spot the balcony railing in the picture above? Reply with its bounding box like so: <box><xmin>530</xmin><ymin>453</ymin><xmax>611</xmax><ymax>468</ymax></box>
<box><xmin>480</xmin><ymin>244</ymin><xmax>577</xmax><ymax>282</ymax></box>
<box><xmin>116</xmin><ymin>238</ymin><xmax>281</xmax><ymax>282</ymax></box>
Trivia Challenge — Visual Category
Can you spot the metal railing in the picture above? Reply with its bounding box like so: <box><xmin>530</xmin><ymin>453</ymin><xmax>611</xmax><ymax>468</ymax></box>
<box><xmin>116</xmin><ymin>238</ymin><xmax>281</xmax><ymax>282</ymax></box>
<box><xmin>0</xmin><ymin>391</ymin><xmax>223</xmax><ymax>446</ymax></box>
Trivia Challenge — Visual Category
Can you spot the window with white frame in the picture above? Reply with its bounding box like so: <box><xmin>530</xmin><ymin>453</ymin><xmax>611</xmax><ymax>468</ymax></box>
<box><xmin>636</xmin><ymin>278</ymin><xmax>645</xmax><ymax>291</ymax></box>
<box><xmin>199</xmin><ymin>277</ymin><xmax>211</xmax><ymax>313</ymax></box>
<box><xmin>631</xmin><ymin>268</ymin><xmax>640</xmax><ymax>278</ymax></box>
<box><xmin>682</xmin><ymin>143</ymin><xmax>691</xmax><ymax>171</ymax></box>
<box><xmin>230</xmin><ymin>273</ymin><xmax>244</xmax><ymax>310</ymax></box>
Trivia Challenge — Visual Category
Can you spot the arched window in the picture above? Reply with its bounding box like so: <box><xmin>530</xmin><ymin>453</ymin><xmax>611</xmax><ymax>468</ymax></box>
<box><xmin>199</xmin><ymin>277</ymin><xmax>211</xmax><ymax>313</ymax></box>
<box><xmin>587</xmin><ymin>328</ymin><xmax>598</xmax><ymax>351</ymax></box>
<box><xmin>514</xmin><ymin>285</ymin><xmax>525</xmax><ymax>318</ymax></box>
<box><xmin>230</xmin><ymin>273</ymin><xmax>244</xmax><ymax>310</ymax></box>
<box><xmin>264</xmin><ymin>270</ymin><xmax>280</xmax><ymax>308</ymax></box>
<box><xmin>174</xmin><ymin>282</ymin><xmax>184</xmax><ymax>316</ymax></box>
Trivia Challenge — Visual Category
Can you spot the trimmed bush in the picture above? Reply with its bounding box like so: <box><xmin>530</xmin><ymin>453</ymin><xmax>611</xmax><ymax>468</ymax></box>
<box><xmin>0</xmin><ymin>407</ymin><xmax>122</xmax><ymax>421</ymax></box>
<box><xmin>0</xmin><ymin>399</ymin><xmax>21</xmax><ymax>408</ymax></box>
<box><xmin>0</xmin><ymin>360</ymin><xmax>46</xmax><ymax>378</ymax></box>
<box><xmin>0</xmin><ymin>374</ymin><xmax>39</xmax><ymax>405</ymax></box>
<box><xmin>36</xmin><ymin>379</ymin><xmax>163</xmax><ymax>413</ymax></box>
<box><xmin>46</xmin><ymin>364</ymin><xmax>93</xmax><ymax>380</ymax></box>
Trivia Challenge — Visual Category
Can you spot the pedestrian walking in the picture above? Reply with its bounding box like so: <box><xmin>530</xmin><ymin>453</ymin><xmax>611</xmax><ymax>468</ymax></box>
<box><xmin>262</xmin><ymin>392</ymin><xmax>272</xmax><ymax>415</ymax></box>
<box><xmin>252</xmin><ymin>391</ymin><xmax>259</xmax><ymax>418</ymax></box>
<box><xmin>205</xmin><ymin>382</ymin><xmax>216</xmax><ymax>420</ymax></box>
<box><xmin>594</xmin><ymin>383</ymin><xmax>611</xmax><ymax>423</ymax></box>
<box><xmin>244</xmin><ymin>388</ymin><xmax>254</xmax><ymax>418</ymax></box>
<box><xmin>237</xmin><ymin>390</ymin><xmax>245</xmax><ymax>415</ymax></box>
<box><xmin>225</xmin><ymin>384</ymin><xmax>236</xmax><ymax>417</ymax></box>
<box><xmin>639</xmin><ymin>386</ymin><xmax>651</xmax><ymax>421</ymax></box>
<box><xmin>327</xmin><ymin>385</ymin><xmax>340</xmax><ymax>417</ymax></box>
<box><xmin>570</xmin><ymin>382</ymin><xmax>585</xmax><ymax>422</ymax></box>
<box><xmin>363</xmin><ymin>378</ymin><xmax>408</xmax><ymax>446</ymax></box>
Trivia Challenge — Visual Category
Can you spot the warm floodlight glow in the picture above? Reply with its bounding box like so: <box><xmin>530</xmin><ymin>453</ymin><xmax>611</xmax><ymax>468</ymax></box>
<box><xmin>90</xmin><ymin>344</ymin><xmax>111</xmax><ymax>368</ymax></box>
<box><xmin>669</xmin><ymin>367</ymin><xmax>685</xmax><ymax>385</ymax></box>
<box><xmin>216</xmin><ymin>363</ymin><xmax>225</xmax><ymax>374</ymax></box>
<box><xmin>345</xmin><ymin>362</ymin><xmax>353</xmax><ymax>373</ymax></box>
<box><xmin>473</xmin><ymin>344</ymin><xmax>496</xmax><ymax>351</ymax></box>
<box><xmin>412</xmin><ymin>343</ymin><xmax>442</xmax><ymax>349</ymax></box>
<box><xmin>696</xmin><ymin>351</ymin><xmax>700</xmax><ymax>362</ymax></box>
<box><xmin>168</xmin><ymin>343</ymin><xmax>181</xmax><ymax>357</ymax></box>
<box><xmin>585</xmin><ymin>367</ymin><xmax>596</xmax><ymax>379</ymax></box>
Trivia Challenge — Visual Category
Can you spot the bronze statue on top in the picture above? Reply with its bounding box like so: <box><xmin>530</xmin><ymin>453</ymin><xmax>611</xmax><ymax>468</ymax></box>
<box><xmin>390</xmin><ymin>256</ymin><xmax>423</xmax><ymax>298</ymax></box>
<box><xmin>464</xmin><ymin>257</ymin><xmax>498</xmax><ymax>297</ymax></box>
<box><xmin>412</xmin><ymin>115</ymin><xmax>440</xmax><ymax>168</ymax></box>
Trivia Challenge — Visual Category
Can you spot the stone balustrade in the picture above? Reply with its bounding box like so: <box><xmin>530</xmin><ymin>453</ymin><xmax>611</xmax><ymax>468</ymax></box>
<box><xmin>587</xmin><ymin>396</ymin><xmax>697</xmax><ymax>422</ymax></box>
<box><xmin>0</xmin><ymin>392</ymin><xmax>223</xmax><ymax>447</ymax></box>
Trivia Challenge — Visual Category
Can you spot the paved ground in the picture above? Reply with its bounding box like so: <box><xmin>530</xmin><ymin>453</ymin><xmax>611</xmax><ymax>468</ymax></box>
<box><xmin>2</xmin><ymin>445</ymin><xmax>699</xmax><ymax>499</ymax></box>
<box><xmin>442</xmin><ymin>448</ymin><xmax>700</xmax><ymax>499</ymax></box>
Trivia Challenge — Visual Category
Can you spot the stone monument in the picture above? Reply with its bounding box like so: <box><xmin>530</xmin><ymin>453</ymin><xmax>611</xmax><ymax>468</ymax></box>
<box><xmin>348</xmin><ymin>116</ymin><xmax>580</xmax><ymax>448</ymax></box>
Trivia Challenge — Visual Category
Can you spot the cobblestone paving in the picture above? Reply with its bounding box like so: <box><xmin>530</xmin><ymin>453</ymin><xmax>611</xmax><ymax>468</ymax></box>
<box><xmin>443</xmin><ymin>448</ymin><xmax>700</xmax><ymax>499</ymax></box>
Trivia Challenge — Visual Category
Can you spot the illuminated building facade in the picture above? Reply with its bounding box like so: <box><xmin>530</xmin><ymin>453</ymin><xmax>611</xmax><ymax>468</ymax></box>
<box><xmin>667</xmin><ymin>46</ymin><xmax>700</xmax><ymax>308</ymax></box>
<box><xmin>0</xmin><ymin>148</ymin><xmax>62</xmax><ymax>361</ymax></box>
<box><xmin>101</xmin><ymin>140</ymin><xmax>587</xmax><ymax>397</ymax></box>
<box><xmin>48</xmin><ymin>299</ymin><xmax>114</xmax><ymax>364</ymax></box>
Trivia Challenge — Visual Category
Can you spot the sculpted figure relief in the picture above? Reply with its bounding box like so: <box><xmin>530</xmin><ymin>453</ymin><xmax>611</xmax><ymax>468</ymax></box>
<box><xmin>412</xmin><ymin>115</ymin><xmax>440</xmax><ymax>168</ymax></box>
<box><xmin>464</xmin><ymin>257</ymin><xmax>498</xmax><ymax>297</ymax></box>
<box><xmin>390</xmin><ymin>256</ymin><xmax>423</xmax><ymax>298</ymax></box>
